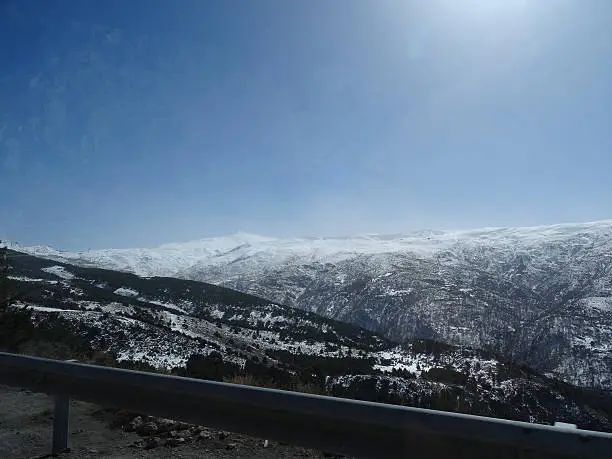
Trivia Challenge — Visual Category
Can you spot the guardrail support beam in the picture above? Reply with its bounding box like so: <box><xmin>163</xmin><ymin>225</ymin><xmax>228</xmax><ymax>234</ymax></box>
<box><xmin>1</xmin><ymin>352</ymin><xmax>611</xmax><ymax>459</ymax></box>
<box><xmin>52</xmin><ymin>394</ymin><xmax>70</xmax><ymax>455</ymax></box>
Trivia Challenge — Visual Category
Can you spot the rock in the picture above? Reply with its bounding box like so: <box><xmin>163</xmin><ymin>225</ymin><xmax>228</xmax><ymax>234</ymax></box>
<box><xmin>226</xmin><ymin>442</ymin><xmax>237</xmax><ymax>450</ymax></box>
<box><xmin>157</xmin><ymin>419</ymin><xmax>175</xmax><ymax>434</ymax></box>
<box><xmin>186</xmin><ymin>427</ymin><xmax>200</xmax><ymax>437</ymax></box>
<box><xmin>165</xmin><ymin>437</ymin><xmax>186</xmax><ymax>447</ymax></box>
<box><xmin>143</xmin><ymin>437</ymin><xmax>158</xmax><ymax>450</ymax></box>
<box><xmin>127</xmin><ymin>416</ymin><xmax>144</xmax><ymax>432</ymax></box>
<box><xmin>218</xmin><ymin>431</ymin><xmax>229</xmax><ymax>440</ymax></box>
<box><xmin>141</xmin><ymin>421</ymin><xmax>158</xmax><ymax>435</ymax></box>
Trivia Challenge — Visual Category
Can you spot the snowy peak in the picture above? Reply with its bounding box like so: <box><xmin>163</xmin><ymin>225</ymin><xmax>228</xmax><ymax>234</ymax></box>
<box><xmin>157</xmin><ymin>231</ymin><xmax>277</xmax><ymax>251</ymax></box>
<box><xmin>9</xmin><ymin>219</ymin><xmax>612</xmax><ymax>280</ymax></box>
<box><xmin>8</xmin><ymin>219</ymin><xmax>612</xmax><ymax>290</ymax></box>
<box><xmin>5</xmin><ymin>219</ymin><xmax>612</xmax><ymax>290</ymax></box>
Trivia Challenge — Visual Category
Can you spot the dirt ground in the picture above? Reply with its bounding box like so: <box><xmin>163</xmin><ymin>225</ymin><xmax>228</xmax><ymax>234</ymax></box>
<box><xmin>0</xmin><ymin>385</ymin><xmax>343</xmax><ymax>459</ymax></box>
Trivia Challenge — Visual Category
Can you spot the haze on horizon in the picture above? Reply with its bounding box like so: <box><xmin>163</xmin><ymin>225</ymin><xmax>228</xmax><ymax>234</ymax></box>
<box><xmin>1</xmin><ymin>1</ymin><xmax>611</xmax><ymax>251</ymax></box>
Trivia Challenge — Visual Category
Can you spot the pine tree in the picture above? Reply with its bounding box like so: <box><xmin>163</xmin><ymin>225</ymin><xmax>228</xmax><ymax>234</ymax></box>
<box><xmin>0</xmin><ymin>242</ymin><xmax>8</xmax><ymax>309</ymax></box>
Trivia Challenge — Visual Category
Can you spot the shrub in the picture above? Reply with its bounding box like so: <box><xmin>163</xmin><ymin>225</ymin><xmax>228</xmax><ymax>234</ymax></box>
<box><xmin>421</xmin><ymin>367</ymin><xmax>468</xmax><ymax>386</ymax></box>
<box><xmin>0</xmin><ymin>307</ymin><xmax>35</xmax><ymax>351</ymax></box>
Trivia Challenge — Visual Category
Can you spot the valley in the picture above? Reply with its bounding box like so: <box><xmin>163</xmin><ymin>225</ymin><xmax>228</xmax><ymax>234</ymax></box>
<box><xmin>2</xmin><ymin>246</ymin><xmax>611</xmax><ymax>433</ymax></box>
<box><xmin>11</xmin><ymin>220</ymin><xmax>612</xmax><ymax>390</ymax></box>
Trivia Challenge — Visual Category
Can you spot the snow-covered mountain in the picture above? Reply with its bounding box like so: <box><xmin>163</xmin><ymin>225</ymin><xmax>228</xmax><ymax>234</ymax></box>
<box><xmin>9</xmin><ymin>220</ymin><xmax>612</xmax><ymax>389</ymax></box>
<box><xmin>4</xmin><ymin>250</ymin><xmax>612</xmax><ymax>432</ymax></box>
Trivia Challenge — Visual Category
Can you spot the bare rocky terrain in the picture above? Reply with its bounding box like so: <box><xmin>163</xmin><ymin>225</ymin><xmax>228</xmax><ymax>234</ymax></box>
<box><xmin>0</xmin><ymin>386</ymin><xmax>333</xmax><ymax>459</ymax></box>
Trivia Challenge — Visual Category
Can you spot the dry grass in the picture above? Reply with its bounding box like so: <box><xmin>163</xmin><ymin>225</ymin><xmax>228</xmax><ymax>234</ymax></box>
<box><xmin>222</xmin><ymin>374</ymin><xmax>323</xmax><ymax>395</ymax></box>
<box><xmin>223</xmin><ymin>373</ymin><xmax>261</xmax><ymax>387</ymax></box>
<box><xmin>289</xmin><ymin>381</ymin><xmax>323</xmax><ymax>395</ymax></box>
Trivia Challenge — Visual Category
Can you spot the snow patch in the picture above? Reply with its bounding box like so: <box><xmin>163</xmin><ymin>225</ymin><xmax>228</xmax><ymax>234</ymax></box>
<box><xmin>41</xmin><ymin>265</ymin><xmax>75</xmax><ymax>280</ymax></box>
<box><xmin>379</xmin><ymin>287</ymin><xmax>414</xmax><ymax>297</ymax></box>
<box><xmin>7</xmin><ymin>276</ymin><xmax>58</xmax><ymax>284</ymax></box>
<box><xmin>21</xmin><ymin>304</ymin><xmax>72</xmax><ymax>313</ymax></box>
<box><xmin>209</xmin><ymin>306</ymin><xmax>225</xmax><ymax>319</ymax></box>
<box><xmin>581</xmin><ymin>297</ymin><xmax>612</xmax><ymax>312</ymax></box>
<box><xmin>138</xmin><ymin>298</ymin><xmax>191</xmax><ymax>314</ymax></box>
<box><xmin>114</xmin><ymin>287</ymin><xmax>139</xmax><ymax>297</ymax></box>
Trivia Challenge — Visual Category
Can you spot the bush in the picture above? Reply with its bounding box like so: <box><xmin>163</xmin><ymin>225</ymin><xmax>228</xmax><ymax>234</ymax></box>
<box><xmin>409</xmin><ymin>339</ymin><xmax>454</xmax><ymax>357</ymax></box>
<box><xmin>185</xmin><ymin>352</ymin><xmax>240</xmax><ymax>381</ymax></box>
<box><xmin>0</xmin><ymin>307</ymin><xmax>35</xmax><ymax>351</ymax></box>
<box><xmin>0</xmin><ymin>307</ymin><xmax>93</xmax><ymax>360</ymax></box>
<box><xmin>421</xmin><ymin>367</ymin><xmax>468</xmax><ymax>386</ymax></box>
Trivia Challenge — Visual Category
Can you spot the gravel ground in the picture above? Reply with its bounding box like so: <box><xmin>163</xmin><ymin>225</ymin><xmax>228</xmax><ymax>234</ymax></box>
<box><xmin>0</xmin><ymin>385</ymin><xmax>340</xmax><ymax>459</ymax></box>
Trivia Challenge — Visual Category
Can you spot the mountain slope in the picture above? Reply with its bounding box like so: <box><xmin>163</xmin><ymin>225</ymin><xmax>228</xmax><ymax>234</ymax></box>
<box><xmin>5</xmin><ymin>249</ymin><xmax>388</xmax><ymax>369</ymax></box>
<box><xmin>11</xmin><ymin>220</ymin><xmax>612</xmax><ymax>390</ymax></box>
<box><xmin>2</xmin><ymin>249</ymin><xmax>612</xmax><ymax>432</ymax></box>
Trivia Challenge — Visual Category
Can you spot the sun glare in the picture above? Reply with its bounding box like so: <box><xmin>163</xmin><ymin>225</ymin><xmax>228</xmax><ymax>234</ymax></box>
<box><xmin>440</xmin><ymin>0</ymin><xmax>531</xmax><ymax>24</ymax></box>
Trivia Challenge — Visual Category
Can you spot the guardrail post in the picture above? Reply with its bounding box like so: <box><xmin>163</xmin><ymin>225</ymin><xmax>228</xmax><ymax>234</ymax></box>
<box><xmin>52</xmin><ymin>394</ymin><xmax>70</xmax><ymax>455</ymax></box>
<box><xmin>52</xmin><ymin>359</ymin><xmax>76</xmax><ymax>455</ymax></box>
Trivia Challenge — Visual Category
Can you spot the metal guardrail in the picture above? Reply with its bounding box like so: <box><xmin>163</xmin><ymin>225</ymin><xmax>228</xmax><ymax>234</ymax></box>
<box><xmin>1</xmin><ymin>352</ymin><xmax>611</xmax><ymax>458</ymax></box>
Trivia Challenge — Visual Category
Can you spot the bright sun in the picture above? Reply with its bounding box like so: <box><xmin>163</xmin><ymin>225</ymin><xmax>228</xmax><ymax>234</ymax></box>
<box><xmin>443</xmin><ymin>0</ymin><xmax>530</xmax><ymax>21</ymax></box>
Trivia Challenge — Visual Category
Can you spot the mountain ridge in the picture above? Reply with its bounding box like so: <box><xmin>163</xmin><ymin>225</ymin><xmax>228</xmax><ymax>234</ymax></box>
<box><xmin>5</xmin><ymin>219</ymin><xmax>612</xmax><ymax>390</ymax></box>
<box><xmin>8</xmin><ymin>219</ymin><xmax>612</xmax><ymax>262</ymax></box>
<box><xmin>3</xmin><ymin>249</ymin><xmax>612</xmax><ymax>432</ymax></box>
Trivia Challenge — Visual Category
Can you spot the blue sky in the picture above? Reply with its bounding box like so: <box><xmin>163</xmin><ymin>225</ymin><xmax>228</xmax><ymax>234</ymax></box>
<box><xmin>1</xmin><ymin>0</ymin><xmax>611</xmax><ymax>250</ymax></box>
